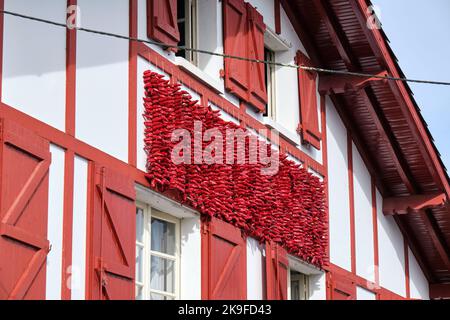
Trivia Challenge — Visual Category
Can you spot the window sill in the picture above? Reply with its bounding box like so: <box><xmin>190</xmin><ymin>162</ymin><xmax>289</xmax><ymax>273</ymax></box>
<box><xmin>263</xmin><ymin>117</ymin><xmax>301</xmax><ymax>146</ymax></box>
<box><xmin>174</xmin><ymin>57</ymin><xmax>224</xmax><ymax>95</ymax></box>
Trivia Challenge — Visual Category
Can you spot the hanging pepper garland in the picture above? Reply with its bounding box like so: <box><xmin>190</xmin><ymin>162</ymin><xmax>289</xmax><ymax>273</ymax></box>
<box><xmin>143</xmin><ymin>70</ymin><xmax>328</xmax><ymax>268</ymax></box>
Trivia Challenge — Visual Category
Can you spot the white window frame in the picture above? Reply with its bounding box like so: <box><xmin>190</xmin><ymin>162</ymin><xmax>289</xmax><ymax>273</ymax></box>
<box><xmin>177</xmin><ymin>0</ymin><xmax>198</xmax><ymax>65</ymax></box>
<box><xmin>136</xmin><ymin>201</ymin><xmax>181</xmax><ymax>300</ymax></box>
<box><xmin>265</xmin><ymin>48</ymin><xmax>277</xmax><ymax>120</ymax></box>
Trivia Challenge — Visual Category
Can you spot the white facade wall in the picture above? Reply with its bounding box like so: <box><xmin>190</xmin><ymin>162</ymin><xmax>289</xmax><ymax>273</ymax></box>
<box><xmin>180</xmin><ymin>217</ymin><xmax>202</xmax><ymax>300</ymax></box>
<box><xmin>352</xmin><ymin>143</ymin><xmax>375</xmax><ymax>282</ymax></box>
<box><xmin>247</xmin><ymin>237</ymin><xmax>265</xmax><ymax>300</ymax></box>
<box><xmin>409</xmin><ymin>247</ymin><xmax>429</xmax><ymax>299</ymax></box>
<box><xmin>2</xmin><ymin>0</ymin><xmax>66</xmax><ymax>131</ymax></box>
<box><xmin>76</xmin><ymin>0</ymin><xmax>129</xmax><ymax>162</ymax></box>
<box><xmin>376</xmin><ymin>189</ymin><xmax>406</xmax><ymax>296</ymax></box>
<box><xmin>71</xmin><ymin>156</ymin><xmax>89</xmax><ymax>300</ymax></box>
<box><xmin>326</xmin><ymin>99</ymin><xmax>351</xmax><ymax>271</ymax></box>
<box><xmin>46</xmin><ymin>145</ymin><xmax>66</xmax><ymax>300</ymax></box>
<box><xmin>357</xmin><ymin>287</ymin><xmax>376</xmax><ymax>300</ymax></box>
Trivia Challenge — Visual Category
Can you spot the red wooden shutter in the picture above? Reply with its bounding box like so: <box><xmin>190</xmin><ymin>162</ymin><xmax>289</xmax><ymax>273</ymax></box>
<box><xmin>327</xmin><ymin>273</ymin><xmax>356</xmax><ymax>300</ymax></box>
<box><xmin>296</xmin><ymin>50</ymin><xmax>321</xmax><ymax>150</ymax></box>
<box><xmin>0</xmin><ymin>119</ymin><xmax>51</xmax><ymax>300</ymax></box>
<box><xmin>265</xmin><ymin>242</ymin><xmax>288</xmax><ymax>300</ymax></box>
<box><xmin>247</xmin><ymin>3</ymin><xmax>268</xmax><ymax>112</ymax></box>
<box><xmin>147</xmin><ymin>0</ymin><xmax>180</xmax><ymax>47</ymax></box>
<box><xmin>202</xmin><ymin>217</ymin><xmax>247</xmax><ymax>300</ymax></box>
<box><xmin>223</xmin><ymin>0</ymin><xmax>250</xmax><ymax>103</ymax></box>
<box><xmin>87</xmin><ymin>166</ymin><xmax>136</xmax><ymax>300</ymax></box>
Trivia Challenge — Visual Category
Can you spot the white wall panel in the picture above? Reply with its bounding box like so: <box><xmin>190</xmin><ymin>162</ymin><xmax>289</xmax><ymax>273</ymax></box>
<box><xmin>2</xmin><ymin>0</ymin><xmax>66</xmax><ymax>131</ymax></box>
<box><xmin>357</xmin><ymin>287</ymin><xmax>376</xmax><ymax>300</ymax></box>
<box><xmin>309</xmin><ymin>273</ymin><xmax>326</xmax><ymax>300</ymax></box>
<box><xmin>180</xmin><ymin>217</ymin><xmax>202</xmax><ymax>300</ymax></box>
<box><xmin>353</xmin><ymin>143</ymin><xmax>375</xmax><ymax>281</ymax></box>
<box><xmin>46</xmin><ymin>145</ymin><xmax>65</xmax><ymax>300</ymax></box>
<box><xmin>71</xmin><ymin>156</ymin><xmax>89</xmax><ymax>300</ymax></box>
<box><xmin>76</xmin><ymin>0</ymin><xmax>129</xmax><ymax>162</ymax></box>
<box><xmin>327</xmin><ymin>101</ymin><xmax>351</xmax><ymax>271</ymax></box>
<box><xmin>197</xmin><ymin>0</ymin><xmax>225</xmax><ymax>82</ymax></box>
<box><xmin>247</xmin><ymin>237</ymin><xmax>264</xmax><ymax>300</ymax></box>
<box><xmin>409</xmin><ymin>247</ymin><xmax>429</xmax><ymax>299</ymax></box>
<box><xmin>377</xmin><ymin>189</ymin><xmax>406</xmax><ymax>296</ymax></box>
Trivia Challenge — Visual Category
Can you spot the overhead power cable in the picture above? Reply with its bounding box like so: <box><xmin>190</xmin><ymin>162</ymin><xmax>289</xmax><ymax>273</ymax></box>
<box><xmin>2</xmin><ymin>10</ymin><xmax>450</xmax><ymax>86</ymax></box>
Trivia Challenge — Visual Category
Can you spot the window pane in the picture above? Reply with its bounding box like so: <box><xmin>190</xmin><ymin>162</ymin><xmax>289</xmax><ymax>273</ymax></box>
<box><xmin>136</xmin><ymin>245</ymin><xmax>143</xmax><ymax>283</ymax></box>
<box><xmin>150</xmin><ymin>256</ymin><xmax>175</xmax><ymax>294</ymax></box>
<box><xmin>151</xmin><ymin>218</ymin><xmax>176</xmax><ymax>255</ymax></box>
<box><xmin>136</xmin><ymin>207</ymin><xmax>144</xmax><ymax>243</ymax></box>
<box><xmin>150</xmin><ymin>292</ymin><xmax>174</xmax><ymax>300</ymax></box>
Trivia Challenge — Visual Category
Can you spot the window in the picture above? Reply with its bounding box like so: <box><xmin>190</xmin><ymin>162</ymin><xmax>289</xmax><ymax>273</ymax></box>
<box><xmin>136</xmin><ymin>203</ymin><xmax>180</xmax><ymax>300</ymax></box>
<box><xmin>289</xmin><ymin>270</ymin><xmax>310</xmax><ymax>300</ymax></box>
<box><xmin>176</xmin><ymin>0</ymin><xmax>198</xmax><ymax>64</ymax></box>
<box><xmin>264</xmin><ymin>48</ymin><xmax>277</xmax><ymax>120</ymax></box>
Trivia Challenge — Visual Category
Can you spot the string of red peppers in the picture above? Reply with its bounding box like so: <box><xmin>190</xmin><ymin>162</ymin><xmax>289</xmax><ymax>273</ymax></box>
<box><xmin>143</xmin><ymin>70</ymin><xmax>328</xmax><ymax>268</ymax></box>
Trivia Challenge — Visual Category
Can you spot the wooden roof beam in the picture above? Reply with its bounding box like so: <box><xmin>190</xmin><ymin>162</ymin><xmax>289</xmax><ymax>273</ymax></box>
<box><xmin>313</xmin><ymin>0</ymin><xmax>450</xmax><ymax>282</ymax></box>
<box><xmin>313</xmin><ymin>0</ymin><xmax>356</xmax><ymax>70</ymax></box>
<box><xmin>319</xmin><ymin>70</ymin><xmax>388</xmax><ymax>95</ymax></box>
<box><xmin>430</xmin><ymin>283</ymin><xmax>450</xmax><ymax>299</ymax></box>
<box><xmin>383</xmin><ymin>193</ymin><xmax>448</xmax><ymax>215</ymax></box>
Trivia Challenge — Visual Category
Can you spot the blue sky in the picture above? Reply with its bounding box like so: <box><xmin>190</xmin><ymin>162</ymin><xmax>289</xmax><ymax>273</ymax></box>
<box><xmin>372</xmin><ymin>0</ymin><xmax>450</xmax><ymax>170</ymax></box>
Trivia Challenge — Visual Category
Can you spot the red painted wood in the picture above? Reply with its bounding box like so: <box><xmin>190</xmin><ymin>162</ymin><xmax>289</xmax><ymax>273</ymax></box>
<box><xmin>0</xmin><ymin>119</ymin><xmax>51</xmax><ymax>300</ymax></box>
<box><xmin>328</xmin><ymin>272</ymin><xmax>356</xmax><ymax>300</ymax></box>
<box><xmin>274</xmin><ymin>0</ymin><xmax>281</xmax><ymax>34</ymax></box>
<box><xmin>61</xmin><ymin>150</ymin><xmax>75</xmax><ymax>300</ymax></box>
<box><xmin>265</xmin><ymin>242</ymin><xmax>288</xmax><ymax>300</ymax></box>
<box><xmin>347</xmin><ymin>131</ymin><xmax>356</xmax><ymax>275</ymax></box>
<box><xmin>66</xmin><ymin>0</ymin><xmax>77</xmax><ymax>136</ymax></box>
<box><xmin>371</xmin><ymin>177</ymin><xmax>380</xmax><ymax>287</ymax></box>
<box><xmin>320</xmin><ymin>95</ymin><xmax>330</xmax><ymax>263</ymax></box>
<box><xmin>223</xmin><ymin>0</ymin><xmax>250</xmax><ymax>104</ymax></box>
<box><xmin>147</xmin><ymin>0</ymin><xmax>180</xmax><ymax>47</ymax></box>
<box><xmin>87</xmin><ymin>165</ymin><xmax>136</xmax><ymax>300</ymax></box>
<box><xmin>129</xmin><ymin>0</ymin><xmax>138</xmax><ymax>166</ymax></box>
<box><xmin>246</xmin><ymin>3</ymin><xmax>267</xmax><ymax>112</ymax></box>
<box><xmin>202</xmin><ymin>217</ymin><xmax>247</xmax><ymax>300</ymax></box>
<box><xmin>404</xmin><ymin>237</ymin><xmax>410</xmax><ymax>299</ymax></box>
<box><xmin>295</xmin><ymin>51</ymin><xmax>321</xmax><ymax>150</ymax></box>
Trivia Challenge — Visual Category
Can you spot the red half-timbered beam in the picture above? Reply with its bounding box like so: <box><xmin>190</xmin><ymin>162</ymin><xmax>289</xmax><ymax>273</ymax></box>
<box><xmin>128</xmin><ymin>0</ymin><xmax>138</xmax><ymax>167</ymax></box>
<box><xmin>66</xmin><ymin>0</ymin><xmax>77</xmax><ymax>137</ymax></box>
